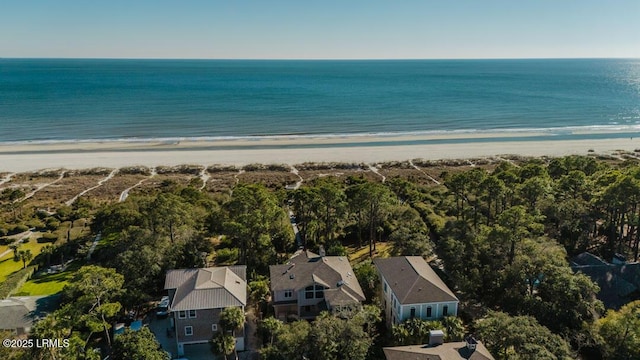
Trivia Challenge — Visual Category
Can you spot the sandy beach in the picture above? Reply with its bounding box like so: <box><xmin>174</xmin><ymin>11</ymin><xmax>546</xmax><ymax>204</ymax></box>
<box><xmin>1</xmin><ymin>133</ymin><xmax>639</xmax><ymax>172</ymax></box>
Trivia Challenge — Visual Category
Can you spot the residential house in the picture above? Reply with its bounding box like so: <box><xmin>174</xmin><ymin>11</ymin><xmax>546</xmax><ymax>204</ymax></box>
<box><xmin>0</xmin><ymin>295</ymin><xmax>58</xmax><ymax>336</ymax></box>
<box><xmin>571</xmin><ymin>252</ymin><xmax>640</xmax><ymax>309</ymax></box>
<box><xmin>374</xmin><ymin>256</ymin><xmax>459</xmax><ymax>327</ymax></box>
<box><xmin>383</xmin><ymin>334</ymin><xmax>495</xmax><ymax>360</ymax></box>
<box><xmin>164</xmin><ymin>266</ymin><xmax>247</xmax><ymax>356</ymax></box>
<box><xmin>269</xmin><ymin>249</ymin><xmax>365</xmax><ymax>320</ymax></box>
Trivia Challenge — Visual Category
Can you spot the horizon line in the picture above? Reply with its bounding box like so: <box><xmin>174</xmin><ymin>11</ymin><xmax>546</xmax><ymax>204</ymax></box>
<box><xmin>1</xmin><ymin>56</ymin><xmax>638</xmax><ymax>61</ymax></box>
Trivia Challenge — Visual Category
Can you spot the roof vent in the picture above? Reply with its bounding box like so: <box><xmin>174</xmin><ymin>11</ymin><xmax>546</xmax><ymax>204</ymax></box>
<box><xmin>289</xmin><ymin>274</ymin><xmax>295</xmax><ymax>279</ymax></box>
<box><xmin>283</xmin><ymin>263</ymin><xmax>296</xmax><ymax>275</ymax></box>
<box><xmin>337</xmin><ymin>280</ymin><xmax>344</xmax><ymax>286</ymax></box>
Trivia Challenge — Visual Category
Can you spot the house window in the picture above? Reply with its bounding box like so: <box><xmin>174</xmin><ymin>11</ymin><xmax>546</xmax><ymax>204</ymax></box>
<box><xmin>185</xmin><ymin>326</ymin><xmax>193</xmax><ymax>336</ymax></box>
<box><xmin>212</xmin><ymin>324</ymin><xmax>218</xmax><ymax>332</ymax></box>
<box><xmin>383</xmin><ymin>282</ymin><xmax>387</xmax><ymax>293</ymax></box>
<box><xmin>426</xmin><ymin>307</ymin><xmax>432</xmax><ymax>318</ymax></box>
<box><xmin>443</xmin><ymin>305</ymin><xmax>449</xmax><ymax>316</ymax></box>
<box><xmin>305</xmin><ymin>284</ymin><xmax>325</xmax><ymax>299</ymax></box>
<box><xmin>410</xmin><ymin>307</ymin><xmax>416</xmax><ymax>318</ymax></box>
<box><xmin>178</xmin><ymin>311</ymin><xmax>187</xmax><ymax>319</ymax></box>
<box><xmin>188</xmin><ymin>310</ymin><xmax>196</xmax><ymax>318</ymax></box>
<box><xmin>305</xmin><ymin>286</ymin><xmax>314</xmax><ymax>299</ymax></box>
<box><xmin>284</xmin><ymin>290</ymin><xmax>293</xmax><ymax>298</ymax></box>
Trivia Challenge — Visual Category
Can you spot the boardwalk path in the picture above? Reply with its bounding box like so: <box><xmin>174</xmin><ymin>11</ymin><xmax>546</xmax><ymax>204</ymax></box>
<box><xmin>65</xmin><ymin>169</ymin><xmax>118</xmax><ymax>206</ymax></box>
<box><xmin>408</xmin><ymin>160</ymin><xmax>440</xmax><ymax>185</ymax></box>
<box><xmin>119</xmin><ymin>167</ymin><xmax>157</xmax><ymax>202</ymax></box>
<box><xmin>198</xmin><ymin>167</ymin><xmax>210</xmax><ymax>191</ymax></box>
<box><xmin>17</xmin><ymin>170</ymin><xmax>66</xmax><ymax>203</ymax></box>
<box><xmin>290</xmin><ymin>166</ymin><xmax>303</xmax><ymax>190</ymax></box>
<box><xmin>0</xmin><ymin>173</ymin><xmax>15</xmax><ymax>187</ymax></box>
<box><xmin>368</xmin><ymin>164</ymin><xmax>386</xmax><ymax>183</ymax></box>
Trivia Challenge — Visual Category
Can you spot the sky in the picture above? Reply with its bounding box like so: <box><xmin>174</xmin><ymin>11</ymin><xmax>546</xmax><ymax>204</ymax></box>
<box><xmin>1</xmin><ymin>0</ymin><xmax>639</xmax><ymax>59</ymax></box>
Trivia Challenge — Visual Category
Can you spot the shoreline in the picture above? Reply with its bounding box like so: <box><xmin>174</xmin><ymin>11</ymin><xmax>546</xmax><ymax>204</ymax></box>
<box><xmin>1</xmin><ymin>135</ymin><xmax>639</xmax><ymax>172</ymax></box>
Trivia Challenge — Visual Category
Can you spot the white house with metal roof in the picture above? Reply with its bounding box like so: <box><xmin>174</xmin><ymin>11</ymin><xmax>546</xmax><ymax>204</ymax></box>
<box><xmin>164</xmin><ymin>265</ymin><xmax>247</xmax><ymax>356</ymax></box>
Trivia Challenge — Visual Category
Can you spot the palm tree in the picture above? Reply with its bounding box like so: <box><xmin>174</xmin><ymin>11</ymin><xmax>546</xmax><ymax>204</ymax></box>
<box><xmin>211</xmin><ymin>333</ymin><xmax>236</xmax><ymax>360</ymax></box>
<box><xmin>9</xmin><ymin>243</ymin><xmax>19</xmax><ymax>261</ymax></box>
<box><xmin>220</xmin><ymin>307</ymin><xmax>245</xmax><ymax>336</ymax></box>
<box><xmin>41</xmin><ymin>245</ymin><xmax>55</xmax><ymax>266</ymax></box>
<box><xmin>217</xmin><ymin>307</ymin><xmax>245</xmax><ymax>360</ymax></box>
<box><xmin>18</xmin><ymin>249</ymin><xmax>33</xmax><ymax>268</ymax></box>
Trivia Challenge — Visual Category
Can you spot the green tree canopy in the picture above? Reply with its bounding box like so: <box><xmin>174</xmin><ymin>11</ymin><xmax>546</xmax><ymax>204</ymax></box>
<box><xmin>111</xmin><ymin>327</ymin><xmax>169</xmax><ymax>360</ymax></box>
<box><xmin>594</xmin><ymin>300</ymin><xmax>640</xmax><ymax>360</ymax></box>
<box><xmin>476</xmin><ymin>311</ymin><xmax>572</xmax><ymax>360</ymax></box>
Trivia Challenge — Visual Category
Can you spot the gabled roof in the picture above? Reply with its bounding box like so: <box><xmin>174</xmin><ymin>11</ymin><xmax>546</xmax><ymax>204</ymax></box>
<box><xmin>0</xmin><ymin>296</ymin><xmax>58</xmax><ymax>332</ymax></box>
<box><xmin>570</xmin><ymin>252</ymin><xmax>640</xmax><ymax>309</ymax></box>
<box><xmin>383</xmin><ymin>341</ymin><xmax>495</xmax><ymax>360</ymax></box>
<box><xmin>269</xmin><ymin>250</ymin><xmax>365</xmax><ymax>303</ymax></box>
<box><xmin>374</xmin><ymin>256</ymin><xmax>458</xmax><ymax>304</ymax></box>
<box><xmin>570</xmin><ymin>252</ymin><xmax>609</xmax><ymax>267</ymax></box>
<box><xmin>165</xmin><ymin>266</ymin><xmax>247</xmax><ymax>311</ymax></box>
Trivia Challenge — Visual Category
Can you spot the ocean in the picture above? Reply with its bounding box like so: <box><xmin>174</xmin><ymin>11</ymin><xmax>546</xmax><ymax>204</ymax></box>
<box><xmin>0</xmin><ymin>58</ymin><xmax>639</xmax><ymax>144</ymax></box>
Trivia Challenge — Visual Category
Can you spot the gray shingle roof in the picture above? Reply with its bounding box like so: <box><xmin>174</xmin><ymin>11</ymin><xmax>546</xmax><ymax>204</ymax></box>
<box><xmin>270</xmin><ymin>250</ymin><xmax>365</xmax><ymax>303</ymax></box>
<box><xmin>165</xmin><ymin>266</ymin><xmax>247</xmax><ymax>311</ymax></box>
<box><xmin>374</xmin><ymin>256</ymin><xmax>458</xmax><ymax>304</ymax></box>
<box><xmin>0</xmin><ymin>296</ymin><xmax>58</xmax><ymax>333</ymax></box>
<box><xmin>383</xmin><ymin>342</ymin><xmax>495</xmax><ymax>360</ymax></box>
<box><xmin>570</xmin><ymin>252</ymin><xmax>640</xmax><ymax>309</ymax></box>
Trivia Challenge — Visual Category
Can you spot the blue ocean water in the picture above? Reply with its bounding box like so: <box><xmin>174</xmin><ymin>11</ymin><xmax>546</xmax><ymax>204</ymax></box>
<box><xmin>0</xmin><ymin>58</ymin><xmax>639</xmax><ymax>143</ymax></box>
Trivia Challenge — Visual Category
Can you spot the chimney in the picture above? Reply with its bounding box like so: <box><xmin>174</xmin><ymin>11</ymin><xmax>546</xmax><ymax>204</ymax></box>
<box><xmin>465</xmin><ymin>336</ymin><xmax>478</xmax><ymax>351</ymax></box>
<box><xmin>428</xmin><ymin>330</ymin><xmax>444</xmax><ymax>346</ymax></box>
<box><xmin>319</xmin><ymin>245</ymin><xmax>326</xmax><ymax>257</ymax></box>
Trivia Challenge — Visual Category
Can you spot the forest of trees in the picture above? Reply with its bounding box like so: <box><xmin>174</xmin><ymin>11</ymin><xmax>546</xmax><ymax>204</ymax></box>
<box><xmin>4</xmin><ymin>155</ymin><xmax>640</xmax><ymax>359</ymax></box>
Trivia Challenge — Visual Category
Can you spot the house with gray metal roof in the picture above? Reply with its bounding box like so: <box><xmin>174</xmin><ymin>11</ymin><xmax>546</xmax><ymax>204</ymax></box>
<box><xmin>164</xmin><ymin>265</ymin><xmax>247</xmax><ymax>356</ymax></box>
<box><xmin>269</xmin><ymin>250</ymin><xmax>365</xmax><ymax>320</ymax></box>
<box><xmin>374</xmin><ymin>256</ymin><xmax>459</xmax><ymax>327</ymax></box>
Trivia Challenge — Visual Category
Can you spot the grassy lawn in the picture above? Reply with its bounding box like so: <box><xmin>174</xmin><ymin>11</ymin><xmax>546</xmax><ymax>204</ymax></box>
<box><xmin>347</xmin><ymin>241</ymin><xmax>393</xmax><ymax>264</ymax></box>
<box><xmin>0</xmin><ymin>241</ymin><xmax>50</xmax><ymax>282</ymax></box>
<box><xmin>15</xmin><ymin>261</ymin><xmax>82</xmax><ymax>296</ymax></box>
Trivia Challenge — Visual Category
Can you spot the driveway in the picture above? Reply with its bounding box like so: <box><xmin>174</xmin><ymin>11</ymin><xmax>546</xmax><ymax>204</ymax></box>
<box><xmin>184</xmin><ymin>343</ymin><xmax>215</xmax><ymax>360</ymax></box>
<box><xmin>148</xmin><ymin>315</ymin><xmax>178</xmax><ymax>358</ymax></box>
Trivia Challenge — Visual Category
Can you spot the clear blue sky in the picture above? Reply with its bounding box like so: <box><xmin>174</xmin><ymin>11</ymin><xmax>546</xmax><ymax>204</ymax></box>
<box><xmin>1</xmin><ymin>0</ymin><xmax>639</xmax><ymax>59</ymax></box>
